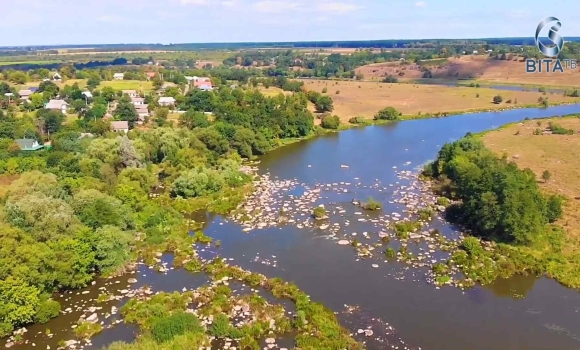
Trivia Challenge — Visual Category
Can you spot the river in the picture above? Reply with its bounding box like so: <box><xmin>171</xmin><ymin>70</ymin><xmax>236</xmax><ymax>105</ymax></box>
<box><xmin>10</xmin><ymin>104</ymin><xmax>580</xmax><ymax>350</ymax></box>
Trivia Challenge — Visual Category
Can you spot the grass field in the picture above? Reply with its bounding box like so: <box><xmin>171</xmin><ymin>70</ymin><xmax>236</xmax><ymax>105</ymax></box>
<box><xmin>300</xmin><ymin>79</ymin><xmax>580</xmax><ymax>121</ymax></box>
<box><xmin>99</xmin><ymin>80</ymin><xmax>154</xmax><ymax>93</ymax></box>
<box><xmin>482</xmin><ymin>117</ymin><xmax>580</xmax><ymax>243</ymax></box>
<box><xmin>356</xmin><ymin>55</ymin><xmax>580</xmax><ymax>88</ymax></box>
<box><xmin>257</xmin><ymin>86</ymin><xmax>292</xmax><ymax>97</ymax></box>
<box><xmin>0</xmin><ymin>60</ymin><xmax>62</xmax><ymax>66</ymax></box>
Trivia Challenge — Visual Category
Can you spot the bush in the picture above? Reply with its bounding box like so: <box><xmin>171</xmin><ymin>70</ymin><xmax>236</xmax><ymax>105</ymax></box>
<box><xmin>374</xmin><ymin>106</ymin><xmax>400</xmax><ymax>121</ymax></box>
<box><xmin>313</xmin><ymin>207</ymin><xmax>326</xmax><ymax>219</ymax></box>
<box><xmin>546</xmin><ymin>195</ymin><xmax>563</xmax><ymax>223</ymax></box>
<box><xmin>493</xmin><ymin>95</ymin><xmax>503</xmax><ymax>104</ymax></box>
<box><xmin>548</xmin><ymin>122</ymin><xmax>574</xmax><ymax>135</ymax></box>
<box><xmin>385</xmin><ymin>247</ymin><xmax>396</xmax><ymax>258</ymax></box>
<box><xmin>383</xmin><ymin>75</ymin><xmax>398</xmax><ymax>83</ymax></box>
<box><xmin>209</xmin><ymin>313</ymin><xmax>231</xmax><ymax>338</ymax></box>
<box><xmin>151</xmin><ymin>311</ymin><xmax>204</xmax><ymax>343</ymax></box>
<box><xmin>320</xmin><ymin>115</ymin><xmax>340</xmax><ymax>130</ymax></box>
<box><xmin>348</xmin><ymin>116</ymin><xmax>366</xmax><ymax>124</ymax></box>
<box><xmin>462</xmin><ymin>237</ymin><xmax>484</xmax><ymax>257</ymax></box>
<box><xmin>34</xmin><ymin>299</ymin><xmax>61</xmax><ymax>324</ymax></box>
<box><xmin>335</xmin><ymin>90</ymin><xmax>340</xmax><ymax>94</ymax></box>
<box><xmin>321</xmin><ymin>87</ymin><xmax>328</xmax><ymax>93</ymax></box>
<box><xmin>361</xmin><ymin>197</ymin><xmax>381</xmax><ymax>210</ymax></box>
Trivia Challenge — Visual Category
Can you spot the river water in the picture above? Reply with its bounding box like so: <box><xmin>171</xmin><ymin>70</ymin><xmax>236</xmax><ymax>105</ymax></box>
<box><xmin>10</xmin><ymin>104</ymin><xmax>580</xmax><ymax>350</ymax></box>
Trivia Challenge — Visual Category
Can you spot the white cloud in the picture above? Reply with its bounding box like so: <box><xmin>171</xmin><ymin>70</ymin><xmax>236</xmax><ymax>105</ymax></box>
<box><xmin>97</xmin><ymin>15</ymin><xmax>123</xmax><ymax>22</ymax></box>
<box><xmin>317</xmin><ymin>2</ymin><xmax>361</xmax><ymax>13</ymax></box>
<box><xmin>222</xmin><ymin>0</ymin><xmax>237</xmax><ymax>6</ymax></box>
<box><xmin>181</xmin><ymin>0</ymin><xmax>208</xmax><ymax>4</ymax></box>
<box><xmin>253</xmin><ymin>1</ymin><xmax>300</xmax><ymax>13</ymax></box>
<box><xmin>415</xmin><ymin>1</ymin><xmax>426</xmax><ymax>7</ymax></box>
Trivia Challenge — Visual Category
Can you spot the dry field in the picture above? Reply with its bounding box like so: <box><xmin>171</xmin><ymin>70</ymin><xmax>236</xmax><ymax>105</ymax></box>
<box><xmin>482</xmin><ymin>117</ymin><xmax>580</xmax><ymax>240</ymax></box>
<box><xmin>257</xmin><ymin>86</ymin><xmax>292</xmax><ymax>97</ymax></box>
<box><xmin>300</xmin><ymin>79</ymin><xmax>580</xmax><ymax>121</ymax></box>
<box><xmin>356</xmin><ymin>55</ymin><xmax>580</xmax><ymax>87</ymax></box>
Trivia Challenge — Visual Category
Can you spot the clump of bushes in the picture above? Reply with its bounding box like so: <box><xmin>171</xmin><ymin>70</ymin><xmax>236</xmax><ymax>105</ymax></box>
<box><xmin>151</xmin><ymin>311</ymin><xmax>204</xmax><ymax>343</ymax></box>
<box><xmin>493</xmin><ymin>95</ymin><xmax>503</xmax><ymax>104</ymax></box>
<box><xmin>348</xmin><ymin>116</ymin><xmax>367</xmax><ymax>125</ymax></box>
<box><xmin>383</xmin><ymin>75</ymin><xmax>398</xmax><ymax>83</ymax></box>
<box><xmin>313</xmin><ymin>207</ymin><xmax>327</xmax><ymax>219</ymax></box>
<box><xmin>75</xmin><ymin>321</ymin><xmax>103</xmax><ymax>339</ymax></box>
<box><xmin>361</xmin><ymin>197</ymin><xmax>381</xmax><ymax>210</ymax></box>
<box><xmin>373</xmin><ymin>106</ymin><xmax>401</xmax><ymax>121</ymax></box>
<box><xmin>320</xmin><ymin>115</ymin><xmax>340</xmax><ymax>130</ymax></box>
<box><xmin>393</xmin><ymin>220</ymin><xmax>422</xmax><ymax>238</ymax></box>
<box><xmin>34</xmin><ymin>299</ymin><xmax>61</xmax><ymax>324</ymax></box>
<box><xmin>548</xmin><ymin>122</ymin><xmax>574</xmax><ymax>135</ymax></box>
<box><xmin>385</xmin><ymin>247</ymin><xmax>396</xmax><ymax>258</ymax></box>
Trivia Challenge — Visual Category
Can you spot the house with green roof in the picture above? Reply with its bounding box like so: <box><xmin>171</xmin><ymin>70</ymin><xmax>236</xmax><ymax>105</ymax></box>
<box><xmin>15</xmin><ymin>139</ymin><xmax>44</xmax><ymax>151</ymax></box>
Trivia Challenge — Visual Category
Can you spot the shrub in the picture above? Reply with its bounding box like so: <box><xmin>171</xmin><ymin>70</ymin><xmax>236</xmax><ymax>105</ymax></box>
<box><xmin>542</xmin><ymin>170</ymin><xmax>551</xmax><ymax>182</ymax></box>
<box><xmin>313</xmin><ymin>207</ymin><xmax>326</xmax><ymax>219</ymax></box>
<box><xmin>418</xmin><ymin>208</ymin><xmax>434</xmax><ymax>221</ymax></box>
<box><xmin>385</xmin><ymin>247</ymin><xmax>396</xmax><ymax>258</ymax></box>
<box><xmin>322</xmin><ymin>87</ymin><xmax>328</xmax><ymax>93</ymax></box>
<box><xmin>493</xmin><ymin>95</ymin><xmax>503</xmax><ymax>104</ymax></box>
<box><xmin>335</xmin><ymin>90</ymin><xmax>340</xmax><ymax>94</ymax></box>
<box><xmin>383</xmin><ymin>75</ymin><xmax>398</xmax><ymax>83</ymax></box>
<box><xmin>548</xmin><ymin>122</ymin><xmax>574</xmax><ymax>135</ymax></box>
<box><xmin>462</xmin><ymin>237</ymin><xmax>484</xmax><ymax>257</ymax></box>
<box><xmin>546</xmin><ymin>195</ymin><xmax>563</xmax><ymax>223</ymax></box>
<box><xmin>209</xmin><ymin>313</ymin><xmax>231</xmax><ymax>338</ymax></box>
<box><xmin>151</xmin><ymin>311</ymin><xmax>204</xmax><ymax>343</ymax></box>
<box><xmin>361</xmin><ymin>197</ymin><xmax>381</xmax><ymax>210</ymax></box>
<box><xmin>437</xmin><ymin>197</ymin><xmax>451</xmax><ymax>206</ymax></box>
<box><xmin>34</xmin><ymin>299</ymin><xmax>61</xmax><ymax>324</ymax></box>
<box><xmin>320</xmin><ymin>115</ymin><xmax>340</xmax><ymax>130</ymax></box>
<box><xmin>374</xmin><ymin>106</ymin><xmax>400</xmax><ymax>121</ymax></box>
<box><xmin>393</xmin><ymin>221</ymin><xmax>421</xmax><ymax>237</ymax></box>
<box><xmin>348</xmin><ymin>116</ymin><xmax>366</xmax><ymax>124</ymax></box>
<box><xmin>74</xmin><ymin>321</ymin><xmax>103</xmax><ymax>339</ymax></box>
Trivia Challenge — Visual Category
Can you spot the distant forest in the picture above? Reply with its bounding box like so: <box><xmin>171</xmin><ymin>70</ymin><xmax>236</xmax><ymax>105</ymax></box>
<box><xmin>3</xmin><ymin>37</ymin><xmax>580</xmax><ymax>53</ymax></box>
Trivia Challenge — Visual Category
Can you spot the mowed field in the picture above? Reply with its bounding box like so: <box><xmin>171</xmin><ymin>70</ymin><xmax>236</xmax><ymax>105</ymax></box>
<box><xmin>100</xmin><ymin>80</ymin><xmax>154</xmax><ymax>93</ymax></box>
<box><xmin>482</xmin><ymin>117</ymin><xmax>580</xmax><ymax>243</ymax></box>
<box><xmin>300</xmin><ymin>79</ymin><xmax>580</xmax><ymax>121</ymax></box>
<box><xmin>356</xmin><ymin>55</ymin><xmax>580</xmax><ymax>87</ymax></box>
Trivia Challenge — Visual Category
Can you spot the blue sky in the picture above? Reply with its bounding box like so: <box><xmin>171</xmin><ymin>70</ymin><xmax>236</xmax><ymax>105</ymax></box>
<box><xmin>2</xmin><ymin>0</ymin><xmax>580</xmax><ymax>46</ymax></box>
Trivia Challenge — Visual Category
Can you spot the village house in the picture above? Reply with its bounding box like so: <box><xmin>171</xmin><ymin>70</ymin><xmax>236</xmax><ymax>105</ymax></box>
<box><xmin>122</xmin><ymin>90</ymin><xmax>138</xmax><ymax>98</ymax></box>
<box><xmin>192</xmin><ymin>76</ymin><xmax>212</xmax><ymax>89</ymax></box>
<box><xmin>158</xmin><ymin>96</ymin><xmax>176</xmax><ymax>107</ymax></box>
<box><xmin>110</xmin><ymin>121</ymin><xmax>129</xmax><ymax>133</ymax></box>
<box><xmin>113</xmin><ymin>73</ymin><xmax>125</xmax><ymax>80</ymax></box>
<box><xmin>131</xmin><ymin>97</ymin><xmax>145</xmax><ymax>105</ymax></box>
<box><xmin>45</xmin><ymin>99</ymin><xmax>69</xmax><ymax>113</ymax></box>
<box><xmin>199</xmin><ymin>85</ymin><xmax>213</xmax><ymax>91</ymax></box>
<box><xmin>82</xmin><ymin>91</ymin><xmax>93</xmax><ymax>99</ymax></box>
<box><xmin>52</xmin><ymin>73</ymin><xmax>62</xmax><ymax>81</ymax></box>
<box><xmin>18</xmin><ymin>89</ymin><xmax>33</xmax><ymax>101</ymax></box>
<box><xmin>135</xmin><ymin>105</ymin><xmax>149</xmax><ymax>123</ymax></box>
<box><xmin>15</xmin><ymin>138</ymin><xmax>44</xmax><ymax>151</ymax></box>
<box><xmin>145</xmin><ymin>72</ymin><xmax>157</xmax><ymax>80</ymax></box>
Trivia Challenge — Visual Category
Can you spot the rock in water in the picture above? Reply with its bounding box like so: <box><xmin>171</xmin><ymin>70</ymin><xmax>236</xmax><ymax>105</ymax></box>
<box><xmin>337</xmin><ymin>240</ymin><xmax>350</xmax><ymax>245</ymax></box>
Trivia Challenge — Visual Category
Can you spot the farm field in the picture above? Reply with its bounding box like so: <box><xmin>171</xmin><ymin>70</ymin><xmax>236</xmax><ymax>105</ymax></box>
<box><xmin>300</xmin><ymin>79</ymin><xmax>580</xmax><ymax>121</ymax></box>
<box><xmin>0</xmin><ymin>60</ymin><xmax>62</xmax><ymax>66</ymax></box>
<box><xmin>482</xmin><ymin>117</ymin><xmax>580</xmax><ymax>243</ymax></box>
<box><xmin>356</xmin><ymin>55</ymin><xmax>580</xmax><ymax>88</ymax></box>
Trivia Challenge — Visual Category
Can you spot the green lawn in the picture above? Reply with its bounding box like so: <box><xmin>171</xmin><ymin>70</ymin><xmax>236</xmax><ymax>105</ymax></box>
<box><xmin>99</xmin><ymin>80</ymin><xmax>154</xmax><ymax>93</ymax></box>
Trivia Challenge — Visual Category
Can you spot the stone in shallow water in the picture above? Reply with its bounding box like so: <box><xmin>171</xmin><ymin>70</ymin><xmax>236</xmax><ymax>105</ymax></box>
<box><xmin>337</xmin><ymin>240</ymin><xmax>350</xmax><ymax>245</ymax></box>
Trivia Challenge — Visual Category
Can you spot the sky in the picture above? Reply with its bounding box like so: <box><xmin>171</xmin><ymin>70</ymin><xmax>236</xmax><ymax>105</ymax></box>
<box><xmin>1</xmin><ymin>0</ymin><xmax>580</xmax><ymax>46</ymax></box>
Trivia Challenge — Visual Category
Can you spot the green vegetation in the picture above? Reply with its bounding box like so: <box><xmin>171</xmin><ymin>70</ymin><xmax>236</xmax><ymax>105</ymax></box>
<box><xmin>361</xmin><ymin>197</ymin><xmax>381</xmax><ymax>210</ymax></box>
<box><xmin>320</xmin><ymin>115</ymin><xmax>340</xmax><ymax>130</ymax></box>
<box><xmin>548</xmin><ymin>122</ymin><xmax>574</xmax><ymax>135</ymax></box>
<box><xmin>424</xmin><ymin>134</ymin><xmax>580</xmax><ymax>290</ymax></box>
<box><xmin>373</xmin><ymin>106</ymin><xmax>400</xmax><ymax>121</ymax></box>
<box><xmin>106</xmin><ymin>259</ymin><xmax>361</xmax><ymax>350</ymax></box>
<box><xmin>393</xmin><ymin>220</ymin><xmax>422</xmax><ymax>238</ymax></box>
<box><xmin>313</xmin><ymin>206</ymin><xmax>327</xmax><ymax>219</ymax></box>
<box><xmin>493</xmin><ymin>95</ymin><xmax>503</xmax><ymax>104</ymax></box>
<box><xmin>75</xmin><ymin>321</ymin><xmax>103</xmax><ymax>339</ymax></box>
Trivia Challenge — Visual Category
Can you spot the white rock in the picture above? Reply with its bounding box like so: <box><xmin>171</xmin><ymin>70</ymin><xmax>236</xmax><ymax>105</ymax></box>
<box><xmin>337</xmin><ymin>240</ymin><xmax>350</xmax><ymax>245</ymax></box>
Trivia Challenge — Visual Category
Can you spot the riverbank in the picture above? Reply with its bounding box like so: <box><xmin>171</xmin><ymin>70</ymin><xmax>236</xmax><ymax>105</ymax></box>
<box><xmin>421</xmin><ymin>116</ymin><xmax>580</xmax><ymax>291</ymax></box>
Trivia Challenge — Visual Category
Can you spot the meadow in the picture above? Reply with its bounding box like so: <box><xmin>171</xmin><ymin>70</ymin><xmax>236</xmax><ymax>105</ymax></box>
<box><xmin>300</xmin><ymin>79</ymin><xmax>580</xmax><ymax>121</ymax></box>
<box><xmin>356</xmin><ymin>55</ymin><xmax>580</xmax><ymax>88</ymax></box>
<box><xmin>482</xmin><ymin>117</ymin><xmax>580</xmax><ymax>243</ymax></box>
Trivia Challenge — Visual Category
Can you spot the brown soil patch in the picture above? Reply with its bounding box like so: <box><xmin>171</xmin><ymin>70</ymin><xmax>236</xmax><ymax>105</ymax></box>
<box><xmin>356</xmin><ymin>55</ymin><xmax>580</xmax><ymax>86</ymax></box>
<box><xmin>300</xmin><ymin>79</ymin><xmax>580</xmax><ymax>121</ymax></box>
<box><xmin>0</xmin><ymin>174</ymin><xmax>20</xmax><ymax>198</ymax></box>
<box><xmin>483</xmin><ymin>118</ymin><xmax>580</xmax><ymax>240</ymax></box>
